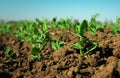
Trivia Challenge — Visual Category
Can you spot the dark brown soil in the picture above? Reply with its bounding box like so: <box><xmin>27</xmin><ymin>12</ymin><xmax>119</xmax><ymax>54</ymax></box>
<box><xmin>0</xmin><ymin>27</ymin><xmax>120</xmax><ymax>78</ymax></box>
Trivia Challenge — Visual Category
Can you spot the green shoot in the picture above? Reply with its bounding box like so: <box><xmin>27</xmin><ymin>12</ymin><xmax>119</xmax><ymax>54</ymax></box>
<box><xmin>73</xmin><ymin>19</ymin><xmax>98</xmax><ymax>57</ymax></box>
<box><xmin>110</xmin><ymin>17</ymin><xmax>120</xmax><ymax>34</ymax></box>
<box><xmin>73</xmin><ymin>40</ymin><xmax>98</xmax><ymax>57</ymax></box>
<box><xmin>51</xmin><ymin>37</ymin><xmax>64</xmax><ymax>50</ymax></box>
<box><xmin>15</xmin><ymin>19</ymin><xmax>50</xmax><ymax>60</ymax></box>
<box><xmin>57</xmin><ymin>18</ymin><xmax>72</xmax><ymax>29</ymax></box>
<box><xmin>5</xmin><ymin>46</ymin><xmax>15</xmax><ymax>58</ymax></box>
<box><xmin>85</xmin><ymin>42</ymin><xmax>98</xmax><ymax>55</ymax></box>
<box><xmin>31</xmin><ymin>47</ymin><xmax>42</xmax><ymax>60</ymax></box>
<box><xmin>51</xmin><ymin>17</ymin><xmax>57</xmax><ymax>29</ymax></box>
<box><xmin>0</xmin><ymin>23</ymin><xmax>14</xmax><ymax>34</ymax></box>
<box><xmin>73</xmin><ymin>40</ymin><xmax>84</xmax><ymax>56</ymax></box>
<box><xmin>89</xmin><ymin>14</ymin><xmax>100</xmax><ymax>35</ymax></box>
<box><xmin>74</xmin><ymin>20</ymin><xmax>88</xmax><ymax>37</ymax></box>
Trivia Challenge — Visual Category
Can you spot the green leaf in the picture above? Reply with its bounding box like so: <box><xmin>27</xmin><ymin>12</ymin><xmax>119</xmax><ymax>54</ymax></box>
<box><xmin>51</xmin><ymin>40</ymin><xmax>64</xmax><ymax>50</ymax></box>
<box><xmin>31</xmin><ymin>47</ymin><xmax>41</xmax><ymax>60</ymax></box>
<box><xmin>85</xmin><ymin>42</ymin><xmax>98</xmax><ymax>55</ymax></box>
<box><xmin>73</xmin><ymin>42</ymin><xmax>82</xmax><ymax>50</ymax></box>
<box><xmin>74</xmin><ymin>20</ymin><xmax>88</xmax><ymax>37</ymax></box>
<box><xmin>51</xmin><ymin>42</ymin><xmax>58</xmax><ymax>50</ymax></box>
<box><xmin>89</xmin><ymin>14</ymin><xmax>100</xmax><ymax>35</ymax></box>
<box><xmin>59</xmin><ymin>41</ymin><xmax>64</xmax><ymax>47</ymax></box>
<box><xmin>80</xmin><ymin>20</ymin><xmax>88</xmax><ymax>36</ymax></box>
<box><xmin>73</xmin><ymin>41</ymin><xmax>84</xmax><ymax>56</ymax></box>
<box><xmin>89</xmin><ymin>24</ymin><xmax>97</xmax><ymax>34</ymax></box>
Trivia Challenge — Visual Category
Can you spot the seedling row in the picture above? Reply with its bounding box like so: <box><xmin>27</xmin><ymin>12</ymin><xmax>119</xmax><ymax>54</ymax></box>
<box><xmin>0</xmin><ymin>14</ymin><xmax>120</xmax><ymax>60</ymax></box>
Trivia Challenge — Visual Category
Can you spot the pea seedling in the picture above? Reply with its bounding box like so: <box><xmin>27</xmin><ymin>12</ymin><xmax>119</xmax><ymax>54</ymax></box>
<box><xmin>73</xmin><ymin>20</ymin><xmax>98</xmax><ymax>57</ymax></box>
<box><xmin>51</xmin><ymin>37</ymin><xmax>64</xmax><ymax>50</ymax></box>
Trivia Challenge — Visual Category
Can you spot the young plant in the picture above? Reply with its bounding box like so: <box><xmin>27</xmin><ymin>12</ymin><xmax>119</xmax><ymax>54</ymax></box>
<box><xmin>31</xmin><ymin>19</ymin><xmax>50</xmax><ymax>60</ymax></box>
<box><xmin>15</xmin><ymin>19</ymin><xmax>50</xmax><ymax>60</ymax></box>
<box><xmin>5</xmin><ymin>46</ymin><xmax>15</xmax><ymax>58</ymax></box>
<box><xmin>88</xmin><ymin>14</ymin><xmax>106</xmax><ymax>35</ymax></box>
<box><xmin>57</xmin><ymin>18</ymin><xmax>72</xmax><ymax>29</ymax></box>
<box><xmin>73</xmin><ymin>41</ymin><xmax>98</xmax><ymax>57</ymax></box>
<box><xmin>111</xmin><ymin>17</ymin><xmax>120</xmax><ymax>34</ymax></box>
<box><xmin>89</xmin><ymin>14</ymin><xmax>100</xmax><ymax>35</ymax></box>
<box><xmin>74</xmin><ymin>20</ymin><xmax>88</xmax><ymax>37</ymax></box>
<box><xmin>0</xmin><ymin>23</ymin><xmax>13</xmax><ymax>34</ymax></box>
<box><xmin>51</xmin><ymin>17</ymin><xmax>57</xmax><ymax>29</ymax></box>
<box><xmin>31</xmin><ymin>47</ymin><xmax>41</xmax><ymax>60</ymax></box>
<box><xmin>73</xmin><ymin>19</ymin><xmax>98</xmax><ymax>57</ymax></box>
<box><xmin>51</xmin><ymin>37</ymin><xmax>64</xmax><ymax>50</ymax></box>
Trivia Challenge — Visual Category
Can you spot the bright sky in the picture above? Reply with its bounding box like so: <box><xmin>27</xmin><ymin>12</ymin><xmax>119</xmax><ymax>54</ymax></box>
<box><xmin>0</xmin><ymin>0</ymin><xmax>120</xmax><ymax>22</ymax></box>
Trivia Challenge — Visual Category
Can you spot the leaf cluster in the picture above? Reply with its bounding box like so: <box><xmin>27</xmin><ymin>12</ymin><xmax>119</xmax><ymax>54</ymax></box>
<box><xmin>51</xmin><ymin>37</ymin><xmax>64</xmax><ymax>50</ymax></box>
<box><xmin>15</xmin><ymin>19</ymin><xmax>50</xmax><ymax>60</ymax></box>
<box><xmin>2</xmin><ymin>15</ymin><xmax>118</xmax><ymax>59</ymax></box>
<box><xmin>73</xmin><ymin>18</ymin><xmax>98</xmax><ymax>57</ymax></box>
<box><xmin>110</xmin><ymin>17</ymin><xmax>120</xmax><ymax>34</ymax></box>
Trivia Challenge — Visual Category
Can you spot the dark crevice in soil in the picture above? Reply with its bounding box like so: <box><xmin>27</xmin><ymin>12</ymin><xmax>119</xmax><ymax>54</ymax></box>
<box><xmin>0</xmin><ymin>72</ymin><xmax>12</xmax><ymax>78</ymax></box>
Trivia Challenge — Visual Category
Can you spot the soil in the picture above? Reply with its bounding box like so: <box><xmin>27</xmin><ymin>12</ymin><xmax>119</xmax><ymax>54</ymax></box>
<box><xmin>0</xmin><ymin>27</ymin><xmax>120</xmax><ymax>78</ymax></box>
